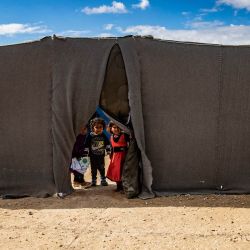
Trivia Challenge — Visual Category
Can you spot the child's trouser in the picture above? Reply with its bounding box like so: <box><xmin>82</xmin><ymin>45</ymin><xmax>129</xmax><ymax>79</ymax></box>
<box><xmin>116</xmin><ymin>181</ymin><xmax>123</xmax><ymax>191</ymax></box>
<box><xmin>90</xmin><ymin>157</ymin><xmax>106</xmax><ymax>182</ymax></box>
<box><xmin>72</xmin><ymin>170</ymin><xmax>85</xmax><ymax>183</ymax></box>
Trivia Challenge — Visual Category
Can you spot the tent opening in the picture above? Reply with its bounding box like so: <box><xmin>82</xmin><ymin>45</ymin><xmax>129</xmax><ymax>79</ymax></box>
<box><xmin>99</xmin><ymin>44</ymin><xmax>141</xmax><ymax>198</ymax></box>
<box><xmin>70</xmin><ymin>44</ymin><xmax>141</xmax><ymax>198</ymax></box>
<box><xmin>99</xmin><ymin>44</ymin><xmax>130</xmax><ymax>124</ymax></box>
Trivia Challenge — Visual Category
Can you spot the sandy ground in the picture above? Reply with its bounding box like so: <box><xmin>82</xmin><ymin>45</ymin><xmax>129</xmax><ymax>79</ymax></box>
<box><xmin>1</xmin><ymin>164</ymin><xmax>250</xmax><ymax>250</ymax></box>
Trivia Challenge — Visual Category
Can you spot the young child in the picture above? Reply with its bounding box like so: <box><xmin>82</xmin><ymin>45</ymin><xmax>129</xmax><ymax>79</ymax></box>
<box><xmin>71</xmin><ymin>125</ymin><xmax>91</xmax><ymax>188</ymax></box>
<box><xmin>84</xmin><ymin>117</ymin><xmax>110</xmax><ymax>186</ymax></box>
<box><xmin>107</xmin><ymin>122</ymin><xmax>130</xmax><ymax>192</ymax></box>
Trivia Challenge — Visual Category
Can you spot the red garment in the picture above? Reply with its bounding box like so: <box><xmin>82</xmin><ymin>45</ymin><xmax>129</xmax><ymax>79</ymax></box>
<box><xmin>107</xmin><ymin>134</ymin><xmax>128</xmax><ymax>182</ymax></box>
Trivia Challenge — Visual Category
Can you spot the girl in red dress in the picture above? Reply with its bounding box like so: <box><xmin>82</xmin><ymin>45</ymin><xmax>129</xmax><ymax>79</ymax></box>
<box><xmin>107</xmin><ymin>122</ymin><xmax>130</xmax><ymax>191</ymax></box>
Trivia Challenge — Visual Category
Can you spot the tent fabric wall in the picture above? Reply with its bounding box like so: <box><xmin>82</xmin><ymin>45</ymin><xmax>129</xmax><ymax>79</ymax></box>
<box><xmin>119</xmin><ymin>38</ymin><xmax>154</xmax><ymax>198</ymax></box>
<box><xmin>135</xmin><ymin>38</ymin><xmax>221</xmax><ymax>193</ymax></box>
<box><xmin>133</xmin><ymin>38</ymin><xmax>250</xmax><ymax>195</ymax></box>
<box><xmin>51</xmin><ymin>37</ymin><xmax>116</xmax><ymax>194</ymax></box>
<box><xmin>218</xmin><ymin>46</ymin><xmax>250</xmax><ymax>192</ymax></box>
<box><xmin>0</xmin><ymin>37</ymin><xmax>117</xmax><ymax>197</ymax></box>
<box><xmin>1</xmin><ymin>36</ymin><xmax>250</xmax><ymax>198</ymax></box>
<box><xmin>0</xmin><ymin>39</ymin><xmax>55</xmax><ymax>197</ymax></box>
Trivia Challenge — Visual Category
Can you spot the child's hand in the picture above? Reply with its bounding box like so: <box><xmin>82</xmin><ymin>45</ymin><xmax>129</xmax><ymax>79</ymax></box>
<box><xmin>106</xmin><ymin>145</ymin><xmax>112</xmax><ymax>155</ymax></box>
<box><xmin>83</xmin><ymin>148</ymin><xmax>89</xmax><ymax>155</ymax></box>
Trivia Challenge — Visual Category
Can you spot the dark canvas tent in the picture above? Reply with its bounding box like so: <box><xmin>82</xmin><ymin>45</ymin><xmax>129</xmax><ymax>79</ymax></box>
<box><xmin>1</xmin><ymin>36</ymin><xmax>250</xmax><ymax>198</ymax></box>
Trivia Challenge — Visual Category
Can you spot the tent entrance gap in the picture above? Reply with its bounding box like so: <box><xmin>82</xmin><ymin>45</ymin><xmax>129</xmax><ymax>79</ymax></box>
<box><xmin>99</xmin><ymin>44</ymin><xmax>130</xmax><ymax>124</ymax></box>
<box><xmin>98</xmin><ymin>44</ymin><xmax>141</xmax><ymax>198</ymax></box>
<box><xmin>70</xmin><ymin>44</ymin><xmax>141</xmax><ymax>198</ymax></box>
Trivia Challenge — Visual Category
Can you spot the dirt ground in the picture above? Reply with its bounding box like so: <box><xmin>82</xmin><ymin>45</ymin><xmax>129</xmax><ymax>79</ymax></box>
<box><xmin>1</xmin><ymin>165</ymin><xmax>250</xmax><ymax>250</ymax></box>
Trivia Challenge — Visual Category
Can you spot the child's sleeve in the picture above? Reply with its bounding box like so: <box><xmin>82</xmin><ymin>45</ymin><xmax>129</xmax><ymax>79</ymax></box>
<box><xmin>79</xmin><ymin>136</ymin><xmax>89</xmax><ymax>157</ymax></box>
<box><xmin>84</xmin><ymin>134</ymin><xmax>90</xmax><ymax>147</ymax></box>
<box><xmin>71</xmin><ymin>141</ymin><xmax>78</xmax><ymax>158</ymax></box>
<box><xmin>82</xmin><ymin>134</ymin><xmax>91</xmax><ymax>154</ymax></box>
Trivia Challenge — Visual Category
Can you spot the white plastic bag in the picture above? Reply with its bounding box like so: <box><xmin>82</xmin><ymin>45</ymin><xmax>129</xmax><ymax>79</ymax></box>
<box><xmin>70</xmin><ymin>157</ymin><xmax>90</xmax><ymax>174</ymax></box>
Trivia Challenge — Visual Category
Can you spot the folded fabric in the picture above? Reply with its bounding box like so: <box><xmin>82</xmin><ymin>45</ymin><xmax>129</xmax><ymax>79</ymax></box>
<box><xmin>70</xmin><ymin>157</ymin><xmax>90</xmax><ymax>174</ymax></box>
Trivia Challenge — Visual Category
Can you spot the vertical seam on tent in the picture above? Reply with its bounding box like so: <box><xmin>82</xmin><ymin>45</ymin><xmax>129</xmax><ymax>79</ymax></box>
<box><xmin>50</xmin><ymin>38</ymin><xmax>56</xmax><ymax>189</ymax></box>
<box><xmin>215</xmin><ymin>45</ymin><xmax>224</xmax><ymax>191</ymax></box>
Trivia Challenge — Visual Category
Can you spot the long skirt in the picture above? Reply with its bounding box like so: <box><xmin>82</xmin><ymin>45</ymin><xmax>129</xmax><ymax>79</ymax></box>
<box><xmin>106</xmin><ymin>151</ymin><xmax>126</xmax><ymax>182</ymax></box>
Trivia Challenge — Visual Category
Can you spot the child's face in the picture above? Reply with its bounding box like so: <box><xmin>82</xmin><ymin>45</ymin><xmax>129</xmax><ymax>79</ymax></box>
<box><xmin>80</xmin><ymin>126</ymin><xmax>87</xmax><ymax>135</ymax></box>
<box><xmin>93</xmin><ymin>123</ymin><xmax>103</xmax><ymax>135</ymax></box>
<box><xmin>111</xmin><ymin>125</ymin><xmax>121</xmax><ymax>135</ymax></box>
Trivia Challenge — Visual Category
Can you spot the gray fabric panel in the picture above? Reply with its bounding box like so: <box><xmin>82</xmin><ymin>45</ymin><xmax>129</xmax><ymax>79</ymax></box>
<box><xmin>217</xmin><ymin>46</ymin><xmax>250</xmax><ymax>192</ymax></box>
<box><xmin>52</xmin><ymin>37</ymin><xmax>115</xmax><ymax>193</ymax></box>
<box><xmin>136</xmin><ymin>38</ymin><xmax>221</xmax><ymax>192</ymax></box>
<box><xmin>122</xmin><ymin>138</ymin><xmax>141</xmax><ymax>198</ymax></box>
<box><xmin>0</xmin><ymin>39</ymin><xmax>55</xmax><ymax>197</ymax></box>
<box><xmin>118</xmin><ymin>38</ymin><xmax>154</xmax><ymax>198</ymax></box>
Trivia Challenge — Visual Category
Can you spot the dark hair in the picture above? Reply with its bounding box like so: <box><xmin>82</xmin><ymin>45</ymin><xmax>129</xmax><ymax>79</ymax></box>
<box><xmin>90</xmin><ymin>117</ymin><xmax>106</xmax><ymax>131</ymax></box>
<box><xmin>108</xmin><ymin>121</ymin><xmax>121</xmax><ymax>134</ymax></box>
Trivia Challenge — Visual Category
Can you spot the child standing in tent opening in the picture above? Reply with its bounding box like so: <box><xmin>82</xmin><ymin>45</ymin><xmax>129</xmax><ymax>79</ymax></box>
<box><xmin>84</xmin><ymin>117</ymin><xmax>110</xmax><ymax>187</ymax></box>
<box><xmin>107</xmin><ymin>122</ymin><xmax>130</xmax><ymax>192</ymax></box>
<box><xmin>70</xmin><ymin>125</ymin><xmax>91</xmax><ymax>188</ymax></box>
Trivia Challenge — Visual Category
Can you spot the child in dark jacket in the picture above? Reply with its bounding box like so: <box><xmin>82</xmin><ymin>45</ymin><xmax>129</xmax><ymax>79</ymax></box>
<box><xmin>84</xmin><ymin>118</ymin><xmax>110</xmax><ymax>186</ymax></box>
<box><xmin>71</xmin><ymin>125</ymin><xmax>91</xmax><ymax>188</ymax></box>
